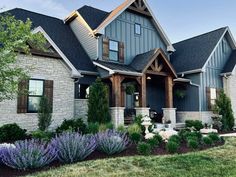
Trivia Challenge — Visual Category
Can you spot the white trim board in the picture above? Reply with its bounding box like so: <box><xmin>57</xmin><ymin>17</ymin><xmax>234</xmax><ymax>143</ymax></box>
<box><xmin>32</xmin><ymin>26</ymin><xmax>82</xmax><ymax>78</ymax></box>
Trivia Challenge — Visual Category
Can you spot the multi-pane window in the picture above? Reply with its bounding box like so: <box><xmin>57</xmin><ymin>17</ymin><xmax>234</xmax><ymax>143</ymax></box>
<box><xmin>135</xmin><ymin>23</ymin><xmax>141</xmax><ymax>35</ymax></box>
<box><xmin>28</xmin><ymin>79</ymin><xmax>44</xmax><ymax>112</ymax></box>
<box><xmin>109</xmin><ymin>40</ymin><xmax>119</xmax><ymax>61</ymax></box>
<box><xmin>210</xmin><ymin>88</ymin><xmax>217</xmax><ymax>106</ymax></box>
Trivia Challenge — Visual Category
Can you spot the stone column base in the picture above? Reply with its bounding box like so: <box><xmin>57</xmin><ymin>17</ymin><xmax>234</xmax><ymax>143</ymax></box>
<box><xmin>135</xmin><ymin>107</ymin><xmax>150</xmax><ymax>117</ymax></box>
<box><xmin>110</xmin><ymin>107</ymin><xmax>125</xmax><ymax>128</ymax></box>
<box><xmin>163</xmin><ymin>108</ymin><xmax>177</xmax><ymax>128</ymax></box>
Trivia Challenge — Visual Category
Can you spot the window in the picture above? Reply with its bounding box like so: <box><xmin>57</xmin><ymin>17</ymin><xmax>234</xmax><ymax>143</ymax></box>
<box><xmin>75</xmin><ymin>83</ymin><xmax>90</xmax><ymax>99</ymax></box>
<box><xmin>109</xmin><ymin>40</ymin><xmax>119</xmax><ymax>61</ymax></box>
<box><xmin>135</xmin><ymin>23</ymin><xmax>141</xmax><ymax>35</ymax></box>
<box><xmin>210</xmin><ymin>88</ymin><xmax>217</xmax><ymax>106</ymax></box>
<box><xmin>28</xmin><ymin>79</ymin><xmax>44</xmax><ymax>112</ymax></box>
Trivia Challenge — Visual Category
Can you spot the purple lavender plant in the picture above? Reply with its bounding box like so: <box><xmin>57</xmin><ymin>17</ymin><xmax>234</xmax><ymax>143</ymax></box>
<box><xmin>96</xmin><ymin>130</ymin><xmax>130</xmax><ymax>155</ymax></box>
<box><xmin>51</xmin><ymin>132</ymin><xmax>96</xmax><ymax>164</ymax></box>
<box><xmin>1</xmin><ymin>140</ymin><xmax>56</xmax><ymax>170</ymax></box>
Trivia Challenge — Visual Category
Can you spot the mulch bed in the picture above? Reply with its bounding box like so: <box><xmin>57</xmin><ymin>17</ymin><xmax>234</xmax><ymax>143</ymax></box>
<box><xmin>219</xmin><ymin>130</ymin><xmax>236</xmax><ymax>134</ymax></box>
<box><xmin>0</xmin><ymin>141</ymin><xmax>224</xmax><ymax>177</ymax></box>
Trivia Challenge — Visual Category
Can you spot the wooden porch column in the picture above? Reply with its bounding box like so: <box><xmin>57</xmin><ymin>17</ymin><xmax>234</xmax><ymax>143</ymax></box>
<box><xmin>111</xmin><ymin>75</ymin><xmax>122</xmax><ymax>107</ymax></box>
<box><xmin>165</xmin><ymin>76</ymin><xmax>173</xmax><ymax>108</ymax></box>
<box><xmin>139</xmin><ymin>74</ymin><xmax>147</xmax><ymax>107</ymax></box>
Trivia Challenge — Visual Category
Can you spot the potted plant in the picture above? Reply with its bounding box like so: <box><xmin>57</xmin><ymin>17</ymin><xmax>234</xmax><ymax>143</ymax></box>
<box><xmin>175</xmin><ymin>89</ymin><xmax>186</xmax><ymax>99</ymax></box>
<box><xmin>125</xmin><ymin>84</ymin><xmax>135</xmax><ymax>95</ymax></box>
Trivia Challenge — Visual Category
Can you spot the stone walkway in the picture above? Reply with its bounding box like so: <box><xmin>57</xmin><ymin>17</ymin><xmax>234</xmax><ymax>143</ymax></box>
<box><xmin>220</xmin><ymin>133</ymin><xmax>236</xmax><ymax>137</ymax></box>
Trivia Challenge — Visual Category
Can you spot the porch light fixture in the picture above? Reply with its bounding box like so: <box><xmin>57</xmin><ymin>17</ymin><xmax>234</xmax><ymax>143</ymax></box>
<box><xmin>147</xmin><ymin>76</ymin><xmax>151</xmax><ymax>80</ymax></box>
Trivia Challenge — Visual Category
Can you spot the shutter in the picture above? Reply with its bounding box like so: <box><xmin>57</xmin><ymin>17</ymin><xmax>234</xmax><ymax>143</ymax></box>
<box><xmin>206</xmin><ymin>87</ymin><xmax>211</xmax><ymax>111</ymax></box>
<box><xmin>119</xmin><ymin>42</ymin><xmax>124</xmax><ymax>63</ymax></box>
<box><xmin>17</xmin><ymin>80</ymin><xmax>28</xmax><ymax>113</ymax></box>
<box><xmin>103</xmin><ymin>37</ymin><xmax>109</xmax><ymax>60</ymax></box>
<box><xmin>44</xmin><ymin>80</ymin><xmax>54</xmax><ymax>112</ymax></box>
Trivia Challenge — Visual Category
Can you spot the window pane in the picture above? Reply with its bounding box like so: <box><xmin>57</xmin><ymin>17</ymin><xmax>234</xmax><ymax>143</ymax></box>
<box><xmin>29</xmin><ymin>80</ymin><xmax>44</xmax><ymax>96</ymax></box>
<box><xmin>109</xmin><ymin>40</ymin><xmax>118</xmax><ymax>51</ymax></box>
<box><xmin>109</xmin><ymin>51</ymin><xmax>118</xmax><ymax>61</ymax></box>
<box><xmin>135</xmin><ymin>24</ymin><xmax>141</xmax><ymax>35</ymax></box>
<box><xmin>28</xmin><ymin>97</ymin><xmax>41</xmax><ymax>112</ymax></box>
<box><xmin>210</xmin><ymin>88</ymin><xmax>217</xmax><ymax>100</ymax></box>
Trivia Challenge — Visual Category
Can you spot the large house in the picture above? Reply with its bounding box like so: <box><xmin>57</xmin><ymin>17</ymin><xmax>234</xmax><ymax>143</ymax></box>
<box><xmin>0</xmin><ymin>0</ymin><xmax>236</xmax><ymax>131</ymax></box>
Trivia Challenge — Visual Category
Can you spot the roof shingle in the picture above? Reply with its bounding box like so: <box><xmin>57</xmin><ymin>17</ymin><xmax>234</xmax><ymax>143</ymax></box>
<box><xmin>171</xmin><ymin>27</ymin><xmax>227</xmax><ymax>73</ymax></box>
<box><xmin>222</xmin><ymin>50</ymin><xmax>236</xmax><ymax>73</ymax></box>
<box><xmin>5</xmin><ymin>8</ymin><xmax>96</xmax><ymax>72</ymax></box>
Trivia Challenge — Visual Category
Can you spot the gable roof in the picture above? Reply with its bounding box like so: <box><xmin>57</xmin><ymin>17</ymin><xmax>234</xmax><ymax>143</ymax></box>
<box><xmin>222</xmin><ymin>50</ymin><xmax>236</xmax><ymax>74</ymax></box>
<box><xmin>77</xmin><ymin>6</ymin><xmax>110</xmax><ymax>30</ymax></box>
<box><xmin>171</xmin><ymin>27</ymin><xmax>228</xmax><ymax>74</ymax></box>
<box><xmin>5</xmin><ymin>8</ymin><xmax>96</xmax><ymax>73</ymax></box>
<box><xmin>66</xmin><ymin>0</ymin><xmax>174</xmax><ymax>52</ymax></box>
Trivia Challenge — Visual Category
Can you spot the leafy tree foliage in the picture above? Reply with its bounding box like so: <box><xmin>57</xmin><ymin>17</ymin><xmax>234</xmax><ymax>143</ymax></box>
<box><xmin>88</xmin><ymin>78</ymin><xmax>111</xmax><ymax>123</ymax></box>
<box><xmin>215</xmin><ymin>91</ymin><xmax>235</xmax><ymax>131</ymax></box>
<box><xmin>0</xmin><ymin>14</ymin><xmax>45</xmax><ymax>101</ymax></box>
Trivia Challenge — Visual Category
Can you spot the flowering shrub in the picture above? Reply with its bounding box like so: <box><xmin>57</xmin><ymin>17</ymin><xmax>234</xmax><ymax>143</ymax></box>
<box><xmin>1</xmin><ymin>140</ymin><xmax>56</xmax><ymax>170</ymax></box>
<box><xmin>52</xmin><ymin>132</ymin><xmax>96</xmax><ymax>164</ymax></box>
<box><xmin>96</xmin><ymin>130</ymin><xmax>129</xmax><ymax>155</ymax></box>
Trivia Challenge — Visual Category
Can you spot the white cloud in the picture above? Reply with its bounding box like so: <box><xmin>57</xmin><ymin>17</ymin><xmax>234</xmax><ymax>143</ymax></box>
<box><xmin>0</xmin><ymin>0</ymin><xmax>70</xmax><ymax>19</ymax></box>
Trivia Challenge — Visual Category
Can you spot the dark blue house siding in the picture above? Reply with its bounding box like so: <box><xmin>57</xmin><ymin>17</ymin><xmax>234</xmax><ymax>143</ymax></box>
<box><xmin>201</xmin><ymin>36</ymin><xmax>232</xmax><ymax>111</ymax></box>
<box><xmin>100</xmin><ymin>10</ymin><xmax>167</xmax><ymax>64</ymax></box>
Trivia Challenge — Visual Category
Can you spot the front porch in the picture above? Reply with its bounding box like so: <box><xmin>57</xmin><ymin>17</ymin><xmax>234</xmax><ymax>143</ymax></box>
<box><xmin>95</xmin><ymin>48</ymin><xmax>178</xmax><ymax>128</ymax></box>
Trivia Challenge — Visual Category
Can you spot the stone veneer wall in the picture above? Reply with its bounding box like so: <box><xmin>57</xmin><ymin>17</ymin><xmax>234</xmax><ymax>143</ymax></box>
<box><xmin>0</xmin><ymin>54</ymin><xmax>75</xmax><ymax>131</ymax></box>
<box><xmin>223</xmin><ymin>72</ymin><xmax>236</xmax><ymax>127</ymax></box>
<box><xmin>177</xmin><ymin>111</ymin><xmax>214</xmax><ymax>124</ymax></box>
<box><xmin>74</xmin><ymin>99</ymin><xmax>88</xmax><ymax>123</ymax></box>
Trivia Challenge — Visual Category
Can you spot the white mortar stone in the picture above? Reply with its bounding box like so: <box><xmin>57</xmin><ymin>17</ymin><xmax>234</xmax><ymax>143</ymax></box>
<box><xmin>110</xmin><ymin>107</ymin><xmax>125</xmax><ymax>128</ymax></box>
<box><xmin>0</xmin><ymin>54</ymin><xmax>75</xmax><ymax>131</ymax></box>
<box><xmin>74</xmin><ymin>99</ymin><xmax>88</xmax><ymax>123</ymax></box>
<box><xmin>163</xmin><ymin>108</ymin><xmax>176</xmax><ymax>128</ymax></box>
<box><xmin>135</xmin><ymin>107</ymin><xmax>150</xmax><ymax>117</ymax></box>
<box><xmin>176</xmin><ymin>111</ymin><xmax>214</xmax><ymax>124</ymax></box>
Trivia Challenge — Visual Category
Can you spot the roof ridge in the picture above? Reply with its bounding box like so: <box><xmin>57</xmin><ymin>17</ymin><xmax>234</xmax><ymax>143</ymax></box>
<box><xmin>78</xmin><ymin>5</ymin><xmax>109</xmax><ymax>14</ymax></box>
<box><xmin>174</xmin><ymin>27</ymin><xmax>228</xmax><ymax>45</ymax></box>
<box><xmin>3</xmin><ymin>8</ymin><xmax>63</xmax><ymax>21</ymax></box>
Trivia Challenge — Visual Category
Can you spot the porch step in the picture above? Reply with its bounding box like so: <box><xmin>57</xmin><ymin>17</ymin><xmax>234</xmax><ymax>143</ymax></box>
<box><xmin>124</xmin><ymin>117</ymin><xmax>134</xmax><ymax>125</ymax></box>
<box><xmin>175</xmin><ymin>123</ymin><xmax>186</xmax><ymax>130</ymax></box>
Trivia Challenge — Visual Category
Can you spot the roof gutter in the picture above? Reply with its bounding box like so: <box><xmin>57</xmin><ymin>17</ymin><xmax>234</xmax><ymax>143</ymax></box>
<box><xmin>178</xmin><ymin>68</ymin><xmax>203</xmax><ymax>76</ymax></box>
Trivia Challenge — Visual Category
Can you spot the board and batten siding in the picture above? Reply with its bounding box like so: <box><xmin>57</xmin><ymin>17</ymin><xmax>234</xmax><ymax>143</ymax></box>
<box><xmin>201</xmin><ymin>36</ymin><xmax>232</xmax><ymax>111</ymax></box>
<box><xmin>174</xmin><ymin>73</ymin><xmax>200</xmax><ymax>111</ymax></box>
<box><xmin>100</xmin><ymin>10</ymin><xmax>167</xmax><ymax>64</ymax></box>
<box><xmin>69</xmin><ymin>17</ymin><xmax>98</xmax><ymax>59</ymax></box>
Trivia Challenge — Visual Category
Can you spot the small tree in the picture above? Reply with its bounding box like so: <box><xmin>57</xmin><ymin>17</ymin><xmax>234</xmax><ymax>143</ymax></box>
<box><xmin>0</xmin><ymin>14</ymin><xmax>45</xmax><ymax>101</ymax></box>
<box><xmin>215</xmin><ymin>91</ymin><xmax>235</xmax><ymax>131</ymax></box>
<box><xmin>38</xmin><ymin>96</ymin><xmax>52</xmax><ymax>131</ymax></box>
<box><xmin>88</xmin><ymin>78</ymin><xmax>111</xmax><ymax>123</ymax></box>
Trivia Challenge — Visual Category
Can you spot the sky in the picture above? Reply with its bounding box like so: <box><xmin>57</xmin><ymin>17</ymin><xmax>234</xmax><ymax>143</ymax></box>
<box><xmin>0</xmin><ymin>0</ymin><xmax>236</xmax><ymax>43</ymax></box>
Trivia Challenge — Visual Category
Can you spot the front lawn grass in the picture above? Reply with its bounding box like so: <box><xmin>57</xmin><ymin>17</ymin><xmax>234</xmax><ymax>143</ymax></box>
<box><xmin>27</xmin><ymin>137</ymin><xmax>236</xmax><ymax>177</ymax></box>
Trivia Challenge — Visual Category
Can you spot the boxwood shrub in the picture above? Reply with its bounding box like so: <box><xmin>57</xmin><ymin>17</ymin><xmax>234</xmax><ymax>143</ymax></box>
<box><xmin>137</xmin><ymin>142</ymin><xmax>152</xmax><ymax>156</ymax></box>
<box><xmin>185</xmin><ymin>120</ymin><xmax>204</xmax><ymax>131</ymax></box>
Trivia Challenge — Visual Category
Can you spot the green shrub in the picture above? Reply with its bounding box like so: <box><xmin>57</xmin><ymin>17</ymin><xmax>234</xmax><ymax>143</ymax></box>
<box><xmin>168</xmin><ymin>135</ymin><xmax>181</xmax><ymax>145</ymax></box>
<box><xmin>178</xmin><ymin>129</ymin><xmax>189</xmax><ymax>141</ymax></box>
<box><xmin>56</xmin><ymin>118</ymin><xmax>87</xmax><ymax>134</ymax></box>
<box><xmin>31</xmin><ymin>130</ymin><xmax>54</xmax><ymax>142</ymax></box>
<box><xmin>187</xmin><ymin>139</ymin><xmax>199</xmax><ymax>150</ymax></box>
<box><xmin>166</xmin><ymin>140</ymin><xmax>179</xmax><ymax>153</ymax></box>
<box><xmin>208</xmin><ymin>133</ymin><xmax>220</xmax><ymax>143</ymax></box>
<box><xmin>0</xmin><ymin>123</ymin><xmax>27</xmax><ymax>143</ymax></box>
<box><xmin>147</xmin><ymin>137</ymin><xmax>159</xmax><ymax>149</ymax></box>
<box><xmin>215</xmin><ymin>91</ymin><xmax>234</xmax><ymax>131</ymax></box>
<box><xmin>98</xmin><ymin>123</ymin><xmax>113</xmax><ymax>132</ymax></box>
<box><xmin>127</xmin><ymin>123</ymin><xmax>142</xmax><ymax>135</ymax></box>
<box><xmin>130</xmin><ymin>132</ymin><xmax>142</xmax><ymax>143</ymax></box>
<box><xmin>184</xmin><ymin>131</ymin><xmax>202</xmax><ymax>142</ymax></box>
<box><xmin>153</xmin><ymin>134</ymin><xmax>163</xmax><ymax>144</ymax></box>
<box><xmin>137</xmin><ymin>142</ymin><xmax>152</xmax><ymax>156</ymax></box>
<box><xmin>88</xmin><ymin>78</ymin><xmax>111</xmax><ymax>124</ymax></box>
<box><xmin>202</xmin><ymin>136</ymin><xmax>213</xmax><ymax>146</ymax></box>
<box><xmin>117</xmin><ymin>125</ymin><xmax>127</xmax><ymax>133</ymax></box>
<box><xmin>185</xmin><ymin>120</ymin><xmax>204</xmax><ymax>131</ymax></box>
<box><xmin>37</xmin><ymin>96</ymin><xmax>52</xmax><ymax>131</ymax></box>
<box><xmin>86</xmin><ymin>122</ymin><xmax>99</xmax><ymax>134</ymax></box>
